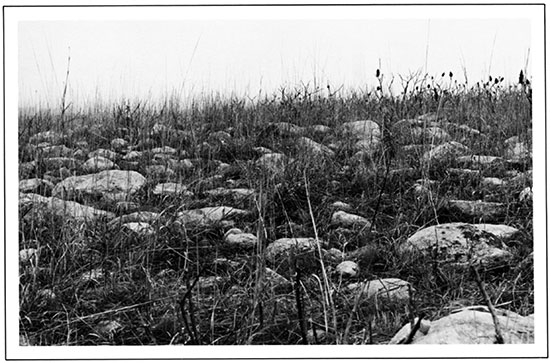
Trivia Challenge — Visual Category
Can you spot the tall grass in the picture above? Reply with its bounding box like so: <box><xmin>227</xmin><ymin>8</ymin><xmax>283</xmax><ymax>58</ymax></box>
<box><xmin>18</xmin><ymin>71</ymin><xmax>533</xmax><ymax>346</ymax></box>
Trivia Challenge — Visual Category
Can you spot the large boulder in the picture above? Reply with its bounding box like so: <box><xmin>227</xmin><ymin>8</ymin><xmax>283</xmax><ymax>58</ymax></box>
<box><xmin>401</xmin><ymin>223</ymin><xmax>516</xmax><ymax>267</ymax></box>
<box><xmin>389</xmin><ymin>307</ymin><xmax>534</xmax><ymax>344</ymax></box>
<box><xmin>52</xmin><ymin>170</ymin><xmax>146</xmax><ymax>202</ymax></box>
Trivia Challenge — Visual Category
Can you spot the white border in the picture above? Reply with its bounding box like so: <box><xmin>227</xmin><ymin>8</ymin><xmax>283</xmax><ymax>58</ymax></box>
<box><xmin>4</xmin><ymin>2</ymin><xmax>547</xmax><ymax>360</ymax></box>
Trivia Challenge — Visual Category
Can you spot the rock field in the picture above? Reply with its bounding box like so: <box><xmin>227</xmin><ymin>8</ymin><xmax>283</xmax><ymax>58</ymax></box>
<box><xmin>18</xmin><ymin>112</ymin><xmax>533</xmax><ymax>345</ymax></box>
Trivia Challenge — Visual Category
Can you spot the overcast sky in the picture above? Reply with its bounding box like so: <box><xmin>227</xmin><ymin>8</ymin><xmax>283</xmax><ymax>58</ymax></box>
<box><xmin>15</xmin><ymin>5</ymin><xmax>536</xmax><ymax>109</ymax></box>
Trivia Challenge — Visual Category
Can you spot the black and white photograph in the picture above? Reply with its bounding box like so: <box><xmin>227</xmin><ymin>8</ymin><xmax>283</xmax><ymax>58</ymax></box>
<box><xmin>4</xmin><ymin>2</ymin><xmax>547</xmax><ymax>360</ymax></box>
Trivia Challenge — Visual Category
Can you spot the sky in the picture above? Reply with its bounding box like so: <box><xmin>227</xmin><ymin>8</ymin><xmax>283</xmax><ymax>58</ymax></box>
<box><xmin>14</xmin><ymin>5</ymin><xmax>536</xmax><ymax>110</ymax></box>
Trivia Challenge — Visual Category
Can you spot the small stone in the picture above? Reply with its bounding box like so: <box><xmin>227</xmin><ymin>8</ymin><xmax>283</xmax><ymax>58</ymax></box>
<box><xmin>331</xmin><ymin>211</ymin><xmax>371</xmax><ymax>229</ymax></box>
<box><xmin>348</xmin><ymin>278</ymin><xmax>412</xmax><ymax>306</ymax></box>
<box><xmin>331</xmin><ymin>201</ymin><xmax>352</xmax><ymax>211</ymax></box>
<box><xmin>82</xmin><ymin>156</ymin><xmax>117</xmax><ymax>173</ymax></box>
<box><xmin>110</xmin><ymin>138</ymin><xmax>128</xmax><ymax>151</ymax></box>
<box><xmin>122</xmin><ymin>151</ymin><xmax>143</xmax><ymax>161</ymax></box>
<box><xmin>336</xmin><ymin>261</ymin><xmax>359</xmax><ymax>278</ymax></box>
<box><xmin>224</xmin><ymin>231</ymin><xmax>257</xmax><ymax>249</ymax></box>
<box><xmin>519</xmin><ymin>187</ymin><xmax>533</xmax><ymax>203</ymax></box>
<box><xmin>88</xmin><ymin>148</ymin><xmax>119</xmax><ymax>161</ymax></box>
<box><xmin>19</xmin><ymin>248</ymin><xmax>39</xmax><ymax>265</ymax></box>
<box><xmin>177</xmin><ymin>206</ymin><xmax>248</xmax><ymax>226</ymax></box>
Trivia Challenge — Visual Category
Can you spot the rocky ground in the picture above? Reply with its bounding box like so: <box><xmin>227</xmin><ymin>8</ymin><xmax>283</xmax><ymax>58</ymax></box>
<box><xmin>18</xmin><ymin>98</ymin><xmax>533</xmax><ymax>346</ymax></box>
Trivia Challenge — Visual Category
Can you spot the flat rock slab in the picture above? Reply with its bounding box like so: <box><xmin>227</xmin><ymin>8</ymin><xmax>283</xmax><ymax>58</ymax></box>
<box><xmin>88</xmin><ymin>149</ymin><xmax>120</xmax><ymax>161</ymax></box>
<box><xmin>389</xmin><ymin>307</ymin><xmax>534</xmax><ymax>344</ymax></box>
<box><xmin>204</xmin><ymin>187</ymin><xmax>255</xmax><ymax>199</ymax></box>
<box><xmin>402</xmin><ymin>222</ymin><xmax>516</xmax><ymax>266</ymax></box>
<box><xmin>331</xmin><ymin>211</ymin><xmax>371</xmax><ymax>229</ymax></box>
<box><xmin>109</xmin><ymin>211</ymin><xmax>161</xmax><ymax>227</ymax></box>
<box><xmin>266</xmin><ymin>237</ymin><xmax>327</xmax><ymax>274</ymax></box>
<box><xmin>347</xmin><ymin>278</ymin><xmax>412</xmax><ymax>307</ymax></box>
<box><xmin>423</xmin><ymin>141</ymin><xmax>470</xmax><ymax>163</ymax></box>
<box><xmin>177</xmin><ymin>206</ymin><xmax>248</xmax><ymax>226</ymax></box>
<box><xmin>40</xmin><ymin>157</ymin><xmax>80</xmax><ymax>171</ymax></box>
<box><xmin>29</xmin><ymin>131</ymin><xmax>65</xmax><ymax>145</ymax></box>
<box><xmin>21</xmin><ymin>193</ymin><xmax>115</xmax><ymax>222</ymax></box>
<box><xmin>19</xmin><ymin>178</ymin><xmax>55</xmax><ymax>195</ymax></box>
<box><xmin>122</xmin><ymin>222</ymin><xmax>155</xmax><ymax>236</ymax></box>
<box><xmin>82</xmin><ymin>156</ymin><xmax>117</xmax><ymax>173</ymax></box>
<box><xmin>296</xmin><ymin>136</ymin><xmax>335</xmax><ymax>157</ymax></box>
<box><xmin>447</xmin><ymin>199</ymin><xmax>507</xmax><ymax>222</ymax></box>
<box><xmin>52</xmin><ymin>170</ymin><xmax>147</xmax><ymax>202</ymax></box>
<box><xmin>457</xmin><ymin>155</ymin><xmax>503</xmax><ymax>168</ymax></box>
<box><xmin>153</xmin><ymin>182</ymin><xmax>193</xmax><ymax>197</ymax></box>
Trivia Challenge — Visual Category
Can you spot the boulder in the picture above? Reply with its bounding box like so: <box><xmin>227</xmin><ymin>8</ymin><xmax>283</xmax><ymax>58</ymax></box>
<box><xmin>29</xmin><ymin>131</ymin><xmax>64</xmax><ymax>145</ymax></box>
<box><xmin>145</xmin><ymin>164</ymin><xmax>176</xmax><ymax>179</ymax></box>
<box><xmin>401</xmin><ymin>222</ymin><xmax>516</xmax><ymax>266</ymax></box>
<box><xmin>347</xmin><ymin>278</ymin><xmax>412</xmax><ymax>307</ymax></box>
<box><xmin>446</xmin><ymin>199</ymin><xmax>507</xmax><ymax>222</ymax></box>
<box><xmin>331</xmin><ymin>211</ymin><xmax>371</xmax><ymax>229</ymax></box>
<box><xmin>296</xmin><ymin>136</ymin><xmax>335</xmax><ymax>158</ymax></box>
<box><xmin>423</xmin><ymin>141</ymin><xmax>470</xmax><ymax>163</ymax></box>
<box><xmin>41</xmin><ymin>157</ymin><xmax>80</xmax><ymax>171</ymax></box>
<box><xmin>19</xmin><ymin>178</ymin><xmax>55</xmax><ymax>195</ymax></box>
<box><xmin>109</xmin><ymin>211</ymin><xmax>161</xmax><ymax>227</ymax></box>
<box><xmin>204</xmin><ymin>187</ymin><xmax>255</xmax><ymax>200</ymax></box>
<box><xmin>256</xmin><ymin>153</ymin><xmax>290</xmax><ymax>174</ymax></box>
<box><xmin>265</xmin><ymin>237</ymin><xmax>327</xmax><ymax>274</ymax></box>
<box><xmin>52</xmin><ymin>170</ymin><xmax>146</xmax><ymax>202</ymax></box>
<box><xmin>504</xmin><ymin>136</ymin><xmax>530</xmax><ymax>161</ymax></box>
<box><xmin>82</xmin><ymin>156</ymin><xmax>117</xmax><ymax>173</ymax></box>
<box><xmin>122</xmin><ymin>151</ymin><xmax>143</xmax><ymax>161</ymax></box>
<box><xmin>36</xmin><ymin>145</ymin><xmax>73</xmax><ymax>158</ymax></box>
<box><xmin>223</xmin><ymin>228</ymin><xmax>258</xmax><ymax>249</ymax></box>
<box><xmin>110</xmin><ymin>138</ymin><xmax>128</xmax><ymax>151</ymax></box>
<box><xmin>22</xmin><ymin>195</ymin><xmax>115</xmax><ymax>222</ymax></box>
<box><xmin>88</xmin><ymin>149</ymin><xmax>120</xmax><ymax>161</ymax></box>
<box><xmin>177</xmin><ymin>206</ymin><xmax>248</xmax><ymax>226</ymax></box>
<box><xmin>389</xmin><ymin>307</ymin><xmax>534</xmax><ymax>344</ymax></box>
<box><xmin>457</xmin><ymin>155</ymin><xmax>503</xmax><ymax>168</ymax></box>
<box><xmin>341</xmin><ymin>120</ymin><xmax>382</xmax><ymax>154</ymax></box>
<box><xmin>336</xmin><ymin>261</ymin><xmax>359</xmax><ymax>278</ymax></box>
<box><xmin>122</xmin><ymin>222</ymin><xmax>155</xmax><ymax>236</ymax></box>
<box><xmin>152</xmin><ymin>182</ymin><xmax>193</xmax><ymax>197</ymax></box>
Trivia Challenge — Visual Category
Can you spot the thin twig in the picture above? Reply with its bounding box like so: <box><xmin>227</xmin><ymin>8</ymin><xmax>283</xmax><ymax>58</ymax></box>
<box><xmin>471</xmin><ymin>265</ymin><xmax>505</xmax><ymax>344</ymax></box>
<box><xmin>402</xmin><ymin>313</ymin><xmax>426</xmax><ymax>344</ymax></box>
<box><xmin>294</xmin><ymin>266</ymin><xmax>308</xmax><ymax>345</ymax></box>
<box><xmin>343</xmin><ymin>281</ymin><xmax>364</xmax><ymax>344</ymax></box>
